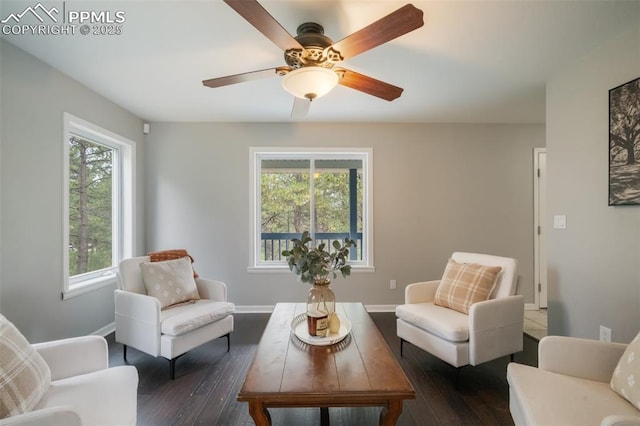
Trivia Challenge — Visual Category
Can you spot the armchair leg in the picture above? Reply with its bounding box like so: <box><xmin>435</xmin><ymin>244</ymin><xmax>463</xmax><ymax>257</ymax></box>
<box><xmin>123</xmin><ymin>344</ymin><xmax>127</xmax><ymax>361</ymax></box>
<box><xmin>510</xmin><ymin>353</ymin><xmax>515</xmax><ymax>363</ymax></box>
<box><xmin>400</xmin><ymin>338</ymin><xmax>405</xmax><ymax>357</ymax></box>
<box><xmin>169</xmin><ymin>358</ymin><xmax>177</xmax><ymax>380</ymax></box>
<box><xmin>224</xmin><ymin>333</ymin><xmax>231</xmax><ymax>352</ymax></box>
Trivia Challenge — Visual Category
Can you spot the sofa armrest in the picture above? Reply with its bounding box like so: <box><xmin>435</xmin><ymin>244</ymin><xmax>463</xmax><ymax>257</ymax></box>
<box><xmin>0</xmin><ymin>407</ymin><xmax>81</xmax><ymax>426</ymax></box>
<box><xmin>539</xmin><ymin>336</ymin><xmax>627</xmax><ymax>383</ymax></box>
<box><xmin>405</xmin><ymin>280</ymin><xmax>440</xmax><ymax>304</ymax></box>
<box><xmin>114</xmin><ymin>289</ymin><xmax>161</xmax><ymax>356</ymax></box>
<box><xmin>32</xmin><ymin>336</ymin><xmax>108</xmax><ymax>381</ymax></box>
<box><xmin>468</xmin><ymin>295</ymin><xmax>524</xmax><ymax>365</ymax></box>
<box><xmin>195</xmin><ymin>278</ymin><xmax>227</xmax><ymax>301</ymax></box>
<box><xmin>601</xmin><ymin>415</ymin><xmax>640</xmax><ymax>426</ymax></box>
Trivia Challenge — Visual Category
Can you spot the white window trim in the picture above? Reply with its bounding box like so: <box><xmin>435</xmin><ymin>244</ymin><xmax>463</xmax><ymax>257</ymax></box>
<box><xmin>248</xmin><ymin>147</ymin><xmax>374</xmax><ymax>273</ymax></box>
<box><xmin>62</xmin><ymin>113</ymin><xmax>136</xmax><ymax>299</ymax></box>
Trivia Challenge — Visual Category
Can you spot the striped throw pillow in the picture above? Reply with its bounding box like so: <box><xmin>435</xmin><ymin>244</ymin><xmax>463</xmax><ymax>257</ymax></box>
<box><xmin>434</xmin><ymin>259</ymin><xmax>502</xmax><ymax>314</ymax></box>
<box><xmin>0</xmin><ymin>314</ymin><xmax>51</xmax><ymax>419</ymax></box>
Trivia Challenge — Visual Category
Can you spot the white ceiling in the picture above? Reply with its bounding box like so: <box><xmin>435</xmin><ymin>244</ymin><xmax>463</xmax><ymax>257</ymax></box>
<box><xmin>2</xmin><ymin>0</ymin><xmax>638</xmax><ymax>123</ymax></box>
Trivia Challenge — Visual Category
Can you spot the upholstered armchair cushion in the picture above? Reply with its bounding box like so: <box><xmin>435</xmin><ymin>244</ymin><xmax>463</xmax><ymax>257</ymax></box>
<box><xmin>161</xmin><ymin>300</ymin><xmax>235</xmax><ymax>336</ymax></box>
<box><xmin>396</xmin><ymin>302</ymin><xmax>469</xmax><ymax>342</ymax></box>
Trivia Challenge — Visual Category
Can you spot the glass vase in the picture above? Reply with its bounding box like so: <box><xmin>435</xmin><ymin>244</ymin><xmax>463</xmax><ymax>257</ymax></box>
<box><xmin>306</xmin><ymin>279</ymin><xmax>335</xmax><ymax>336</ymax></box>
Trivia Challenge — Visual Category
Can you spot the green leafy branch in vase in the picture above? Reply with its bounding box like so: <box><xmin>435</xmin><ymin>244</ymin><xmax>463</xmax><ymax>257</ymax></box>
<box><xmin>282</xmin><ymin>231</ymin><xmax>356</xmax><ymax>284</ymax></box>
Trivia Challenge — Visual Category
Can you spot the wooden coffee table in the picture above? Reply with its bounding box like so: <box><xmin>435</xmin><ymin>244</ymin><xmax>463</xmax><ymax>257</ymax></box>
<box><xmin>237</xmin><ymin>302</ymin><xmax>415</xmax><ymax>426</ymax></box>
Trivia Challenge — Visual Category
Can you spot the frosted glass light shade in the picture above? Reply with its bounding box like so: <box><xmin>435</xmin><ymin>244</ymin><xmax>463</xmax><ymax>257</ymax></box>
<box><xmin>282</xmin><ymin>67</ymin><xmax>339</xmax><ymax>100</ymax></box>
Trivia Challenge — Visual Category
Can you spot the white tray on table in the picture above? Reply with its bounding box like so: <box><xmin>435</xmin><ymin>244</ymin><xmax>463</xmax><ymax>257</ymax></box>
<box><xmin>291</xmin><ymin>312</ymin><xmax>351</xmax><ymax>346</ymax></box>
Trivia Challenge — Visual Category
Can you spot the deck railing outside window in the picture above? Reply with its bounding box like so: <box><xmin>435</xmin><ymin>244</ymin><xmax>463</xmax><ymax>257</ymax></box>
<box><xmin>261</xmin><ymin>232</ymin><xmax>363</xmax><ymax>261</ymax></box>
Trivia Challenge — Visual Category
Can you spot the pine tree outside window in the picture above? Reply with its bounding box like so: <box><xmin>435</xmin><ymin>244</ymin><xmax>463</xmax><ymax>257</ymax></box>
<box><xmin>63</xmin><ymin>114</ymin><xmax>135</xmax><ymax>298</ymax></box>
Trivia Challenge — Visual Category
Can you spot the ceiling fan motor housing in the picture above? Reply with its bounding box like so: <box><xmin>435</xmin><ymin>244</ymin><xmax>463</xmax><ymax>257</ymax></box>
<box><xmin>285</xmin><ymin>22</ymin><xmax>342</xmax><ymax>69</ymax></box>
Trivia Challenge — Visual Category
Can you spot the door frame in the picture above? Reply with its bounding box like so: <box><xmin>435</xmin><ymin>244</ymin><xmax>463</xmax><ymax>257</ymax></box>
<box><xmin>531</xmin><ymin>148</ymin><xmax>547</xmax><ymax>310</ymax></box>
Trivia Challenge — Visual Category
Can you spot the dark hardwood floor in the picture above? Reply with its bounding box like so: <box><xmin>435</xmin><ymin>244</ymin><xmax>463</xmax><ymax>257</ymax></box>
<box><xmin>107</xmin><ymin>312</ymin><xmax>538</xmax><ymax>425</ymax></box>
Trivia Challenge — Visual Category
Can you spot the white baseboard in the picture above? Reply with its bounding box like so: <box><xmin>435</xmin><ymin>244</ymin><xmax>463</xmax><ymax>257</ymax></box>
<box><xmin>94</xmin><ymin>322</ymin><xmax>115</xmax><ymax>337</ymax></box>
<box><xmin>525</xmin><ymin>303</ymin><xmax>539</xmax><ymax>311</ymax></box>
<box><xmin>364</xmin><ymin>304</ymin><xmax>397</xmax><ymax>312</ymax></box>
<box><xmin>235</xmin><ymin>305</ymin><xmax>275</xmax><ymax>313</ymax></box>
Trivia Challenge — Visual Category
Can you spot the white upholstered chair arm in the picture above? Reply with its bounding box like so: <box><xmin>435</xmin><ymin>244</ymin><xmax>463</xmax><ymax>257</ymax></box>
<box><xmin>0</xmin><ymin>407</ymin><xmax>81</xmax><ymax>426</ymax></box>
<box><xmin>32</xmin><ymin>336</ymin><xmax>108</xmax><ymax>381</ymax></box>
<box><xmin>405</xmin><ymin>280</ymin><xmax>440</xmax><ymax>304</ymax></box>
<box><xmin>114</xmin><ymin>289</ymin><xmax>161</xmax><ymax>322</ymax></box>
<box><xmin>114</xmin><ymin>289</ymin><xmax>162</xmax><ymax>355</ymax></box>
<box><xmin>469</xmin><ymin>295</ymin><xmax>524</xmax><ymax>331</ymax></box>
<box><xmin>468</xmin><ymin>295</ymin><xmax>524</xmax><ymax>365</ymax></box>
<box><xmin>601</xmin><ymin>415</ymin><xmax>640</xmax><ymax>426</ymax></box>
<box><xmin>195</xmin><ymin>278</ymin><xmax>227</xmax><ymax>301</ymax></box>
<box><xmin>539</xmin><ymin>336</ymin><xmax>627</xmax><ymax>383</ymax></box>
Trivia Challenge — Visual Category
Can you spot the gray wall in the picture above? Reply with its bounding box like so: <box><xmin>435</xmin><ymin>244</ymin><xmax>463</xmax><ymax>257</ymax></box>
<box><xmin>0</xmin><ymin>41</ymin><xmax>145</xmax><ymax>342</ymax></box>
<box><xmin>546</xmin><ymin>22</ymin><xmax>640</xmax><ymax>343</ymax></box>
<box><xmin>145</xmin><ymin>122</ymin><xmax>543</xmax><ymax>308</ymax></box>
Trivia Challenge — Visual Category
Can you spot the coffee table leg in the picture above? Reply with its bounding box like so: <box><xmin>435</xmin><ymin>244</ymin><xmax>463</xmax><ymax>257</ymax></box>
<box><xmin>248</xmin><ymin>401</ymin><xmax>271</xmax><ymax>426</ymax></box>
<box><xmin>320</xmin><ymin>407</ymin><xmax>330</xmax><ymax>426</ymax></box>
<box><xmin>379</xmin><ymin>399</ymin><xmax>403</xmax><ymax>426</ymax></box>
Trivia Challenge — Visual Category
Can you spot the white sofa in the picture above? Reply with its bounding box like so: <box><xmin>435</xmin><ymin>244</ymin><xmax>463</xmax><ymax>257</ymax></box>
<box><xmin>0</xmin><ymin>335</ymin><xmax>138</xmax><ymax>426</ymax></box>
<box><xmin>507</xmin><ymin>336</ymin><xmax>640</xmax><ymax>426</ymax></box>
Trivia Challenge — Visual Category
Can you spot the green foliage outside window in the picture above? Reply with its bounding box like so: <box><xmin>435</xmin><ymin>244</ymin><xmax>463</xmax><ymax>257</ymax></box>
<box><xmin>260</xmin><ymin>158</ymin><xmax>363</xmax><ymax>261</ymax></box>
<box><xmin>68</xmin><ymin>136</ymin><xmax>113</xmax><ymax>276</ymax></box>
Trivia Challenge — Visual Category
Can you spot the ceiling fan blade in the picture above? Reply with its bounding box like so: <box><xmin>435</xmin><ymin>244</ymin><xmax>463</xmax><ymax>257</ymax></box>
<box><xmin>291</xmin><ymin>97</ymin><xmax>311</xmax><ymax>119</ymax></box>
<box><xmin>202</xmin><ymin>68</ymin><xmax>278</xmax><ymax>88</ymax></box>
<box><xmin>224</xmin><ymin>0</ymin><xmax>305</xmax><ymax>52</ymax></box>
<box><xmin>336</xmin><ymin>68</ymin><xmax>403</xmax><ymax>101</ymax></box>
<box><xmin>331</xmin><ymin>4</ymin><xmax>424</xmax><ymax>60</ymax></box>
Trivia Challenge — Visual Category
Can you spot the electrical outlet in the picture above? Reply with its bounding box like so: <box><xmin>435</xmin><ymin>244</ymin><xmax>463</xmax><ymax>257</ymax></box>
<box><xmin>390</xmin><ymin>279</ymin><xmax>396</xmax><ymax>290</ymax></box>
<box><xmin>600</xmin><ymin>326</ymin><xmax>612</xmax><ymax>342</ymax></box>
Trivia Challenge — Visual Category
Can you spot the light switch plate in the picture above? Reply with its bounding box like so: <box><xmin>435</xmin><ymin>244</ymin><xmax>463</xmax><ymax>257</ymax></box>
<box><xmin>553</xmin><ymin>215</ymin><xmax>567</xmax><ymax>229</ymax></box>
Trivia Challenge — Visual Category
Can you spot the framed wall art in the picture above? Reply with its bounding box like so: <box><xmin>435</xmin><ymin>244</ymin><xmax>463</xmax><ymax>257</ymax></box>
<box><xmin>609</xmin><ymin>76</ymin><xmax>640</xmax><ymax>205</ymax></box>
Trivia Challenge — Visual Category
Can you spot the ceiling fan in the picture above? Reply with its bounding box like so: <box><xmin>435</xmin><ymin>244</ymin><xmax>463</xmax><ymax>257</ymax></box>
<box><xmin>202</xmin><ymin>0</ymin><xmax>424</xmax><ymax>117</ymax></box>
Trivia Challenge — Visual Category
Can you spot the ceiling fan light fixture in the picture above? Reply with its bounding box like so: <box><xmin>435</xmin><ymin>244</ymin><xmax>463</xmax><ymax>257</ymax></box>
<box><xmin>281</xmin><ymin>67</ymin><xmax>339</xmax><ymax>101</ymax></box>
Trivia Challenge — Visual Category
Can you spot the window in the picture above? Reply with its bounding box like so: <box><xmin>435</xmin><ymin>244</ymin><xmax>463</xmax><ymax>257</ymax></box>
<box><xmin>63</xmin><ymin>113</ymin><xmax>135</xmax><ymax>298</ymax></box>
<box><xmin>249</xmin><ymin>148</ymin><xmax>374</xmax><ymax>271</ymax></box>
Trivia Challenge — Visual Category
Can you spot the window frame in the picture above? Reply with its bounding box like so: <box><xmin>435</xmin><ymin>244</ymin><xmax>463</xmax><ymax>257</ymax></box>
<box><xmin>248</xmin><ymin>147</ymin><xmax>374</xmax><ymax>273</ymax></box>
<box><xmin>62</xmin><ymin>113</ymin><xmax>135</xmax><ymax>299</ymax></box>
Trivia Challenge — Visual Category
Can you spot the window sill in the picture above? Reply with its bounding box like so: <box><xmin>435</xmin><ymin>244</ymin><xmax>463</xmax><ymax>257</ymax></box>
<box><xmin>62</xmin><ymin>274</ymin><xmax>117</xmax><ymax>300</ymax></box>
<box><xmin>247</xmin><ymin>265</ymin><xmax>375</xmax><ymax>274</ymax></box>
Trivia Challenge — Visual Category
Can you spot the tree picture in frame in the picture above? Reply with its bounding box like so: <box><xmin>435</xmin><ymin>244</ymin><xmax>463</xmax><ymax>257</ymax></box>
<box><xmin>609</xmin><ymin>77</ymin><xmax>640</xmax><ymax>205</ymax></box>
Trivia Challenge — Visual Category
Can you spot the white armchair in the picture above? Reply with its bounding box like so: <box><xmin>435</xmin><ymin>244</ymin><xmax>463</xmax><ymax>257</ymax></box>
<box><xmin>115</xmin><ymin>255</ymin><xmax>235</xmax><ymax>379</ymax></box>
<box><xmin>396</xmin><ymin>252</ymin><xmax>524</xmax><ymax>381</ymax></box>
<box><xmin>508</xmin><ymin>336</ymin><xmax>640</xmax><ymax>425</ymax></box>
<box><xmin>0</xmin><ymin>335</ymin><xmax>138</xmax><ymax>426</ymax></box>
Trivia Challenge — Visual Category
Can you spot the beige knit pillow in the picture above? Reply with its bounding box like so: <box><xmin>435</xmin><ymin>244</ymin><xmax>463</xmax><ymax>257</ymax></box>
<box><xmin>434</xmin><ymin>259</ymin><xmax>502</xmax><ymax>314</ymax></box>
<box><xmin>0</xmin><ymin>314</ymin><xmax>51</xmax><ymax>419</ymax></box>
<box><xmin>611</xmin><ymin>331</ymin><xmax>640</xmax><ymax>409</ymax></box>
<box><xmin>140</xmin><ymin>256</ymin><xmax>200</xmax><ymax>309</ymax></box>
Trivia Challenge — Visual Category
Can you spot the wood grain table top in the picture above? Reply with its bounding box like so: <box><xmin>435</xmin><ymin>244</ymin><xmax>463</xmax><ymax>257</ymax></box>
<box><xmin>238</xmin><ymin>302</ymin><xmax>415</xmax><ymax>405</ymax></box>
